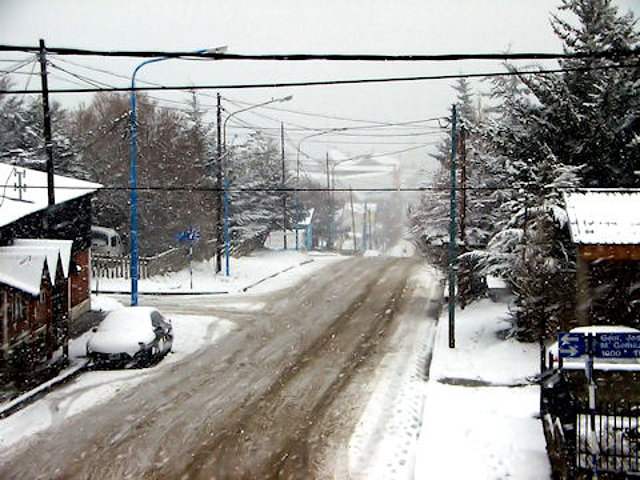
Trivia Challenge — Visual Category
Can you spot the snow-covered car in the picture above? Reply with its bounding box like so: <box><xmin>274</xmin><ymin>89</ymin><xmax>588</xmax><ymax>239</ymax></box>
<box><xmin>87</xmin><ymin>307</ymin><xmax>173</xmax><ymax>368</ymax></box>
<box><xmin>547</xmin><ymin>325</ymin><xmax>640</xmax><ymax>370</ymax></box>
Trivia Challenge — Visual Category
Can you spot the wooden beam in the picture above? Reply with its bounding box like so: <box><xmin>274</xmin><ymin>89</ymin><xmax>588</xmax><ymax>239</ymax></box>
<box><xmin>580</xmin><ymin>244</ymin><xmax>640</xmax><ymax>261</ymax></box>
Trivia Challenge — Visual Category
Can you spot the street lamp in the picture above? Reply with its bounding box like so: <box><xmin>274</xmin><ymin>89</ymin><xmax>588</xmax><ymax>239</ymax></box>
<box><xmin>129</xmin><ymin>46</ymin><xmax>226</xmax><ymax>306</ymax></box>
<box><xmin>220</xmin><ymin>95</ymin><xmax>293</xmax><ymax>275</ymax></box>
<box><xmin>294</xmin><ymin>128</ymin><xmax>348</xmax><ymax>250</ymax></box>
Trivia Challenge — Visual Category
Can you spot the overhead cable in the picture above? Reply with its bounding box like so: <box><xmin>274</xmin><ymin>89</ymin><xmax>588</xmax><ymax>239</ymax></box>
<box><xmin>1</xmin><ymin>44</ymin><xmax>639</xmax><ymax>61</ymax></box>
<box><xmin>1</xmin><ymin>62</ymin><xmax>637</xmax><ymax>95</ymax></box>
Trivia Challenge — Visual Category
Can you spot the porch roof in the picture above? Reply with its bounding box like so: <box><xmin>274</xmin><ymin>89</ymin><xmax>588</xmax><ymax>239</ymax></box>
<box><xmin>0</xmin><ymin>253</ymin><xmax>48</xmax><ymax>296</ymax></box>
<box><xmin>0</xmin><ymin>162</ymin><xmax>101</xmax><ymax>228</ymax></box>
<box><xmin>564</xmin><ymin>190</ymin><xmax>640</xmax><ymax>245</ymax></box>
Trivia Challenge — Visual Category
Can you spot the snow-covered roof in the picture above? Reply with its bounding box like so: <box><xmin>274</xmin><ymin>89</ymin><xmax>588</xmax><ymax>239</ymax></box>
<box><xmin>0</xmin><ymin>253</ymin><xmax>48</xmax><ymax>295</ymax></box>
<box><xmin>564</xmin><ymin>190</ymin><xmax>640</xmax><ymax>245</ymax></box>
<box><xmin>13</xmin><ymin>239</ymin><xmax>73</xmax><ymax>277</ymax></box>
<box><xmin>0</xmin><ymin>163</ymin><xmax>101</xmax><ymax>228</ymax></box>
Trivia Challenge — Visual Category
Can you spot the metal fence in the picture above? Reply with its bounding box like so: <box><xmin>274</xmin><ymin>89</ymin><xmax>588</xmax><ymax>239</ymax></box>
<box><xmin>575</xmin><ymin>401</ymin><xmax>640</xmax><ymax>475</ymax></box>
<box><xmin>542</xmin><ymin>373</ymin><xmax>640</xmax><ymax>478</ymax></box>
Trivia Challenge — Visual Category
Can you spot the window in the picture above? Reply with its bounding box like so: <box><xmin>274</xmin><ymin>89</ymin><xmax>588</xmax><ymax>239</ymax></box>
<box><xmin>10</xmin><ymin>292</ymin><xmax>25</xmax><ymax>324</ymax></box>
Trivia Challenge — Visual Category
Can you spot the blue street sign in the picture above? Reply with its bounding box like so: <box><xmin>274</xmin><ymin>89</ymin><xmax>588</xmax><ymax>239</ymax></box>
<box><xmin>175</xmin><ymin>226</ymin><xmax>200</xmax><ymax>244</ymax></box>
<box><xmin>558</xmin><ymin>331</ymin><xmax>640</xmax><ymax>359</ymax></box>
<box><xmin>558</xmin><ymin>332</ymin><xmax>587</xmax><ymax>358</ymax></box>
<box><xmin>595</xmin><ymin>333</ymin><xmax>640</xmax><ymax>359</ymax></box>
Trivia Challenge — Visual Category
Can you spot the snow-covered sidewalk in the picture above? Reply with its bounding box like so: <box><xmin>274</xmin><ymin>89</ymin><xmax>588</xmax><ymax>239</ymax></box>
<box><xmin>415</xmin><ymin>299</ymin><xmax>551</xmax><ymax>479</ymax></box>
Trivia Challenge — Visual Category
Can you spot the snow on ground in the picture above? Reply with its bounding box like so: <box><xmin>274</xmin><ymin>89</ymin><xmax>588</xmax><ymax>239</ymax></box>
<box><xmin>92</xmin><ymin>249</ymin><xmax>342</xmax><ymax>294</ymax></box>
<box><xmin>414</xmin><ymin>298</ymin><xmax>551</xmax><ymax>479</ymax></box>
<box><xmin>348</xmin><ymin>264</ymin><xmax>439</xmax><ymax>480</ymax></box>
<box><xmin>0</xmin><ymin>298</ymin><xmax>234</xmax><ymax>452</ymax></box>
<box><xmin>1</xmin><ymin>251</ymin><xmax>552</xmax><ymax>478</ymax></box>
<box><xmin>0</xmin><ymin>250</ymin><xmax>341</xmax><ymax>453</ymax></box>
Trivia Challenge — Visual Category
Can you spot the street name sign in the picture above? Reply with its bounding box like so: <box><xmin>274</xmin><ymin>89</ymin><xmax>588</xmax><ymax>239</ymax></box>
<box><xmin>596</xmin><ymin>333</ymin><xmax>640</xmax><ymax>359</ymax></box>
<box><xmin>558</xmin><ymin>331</ymin><xmax>640</xmax><ymax>359</ymax></box>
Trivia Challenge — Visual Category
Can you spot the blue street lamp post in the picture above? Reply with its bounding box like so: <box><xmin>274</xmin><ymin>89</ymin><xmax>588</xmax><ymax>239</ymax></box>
<box><xmin>129</xmin><ymin>47</ymin><xmax>225</xmax><ymax>306</ymax></box>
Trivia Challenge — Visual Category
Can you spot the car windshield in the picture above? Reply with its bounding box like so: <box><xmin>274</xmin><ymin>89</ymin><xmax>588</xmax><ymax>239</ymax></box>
<box><xmin>98</xmin><ymin>309</ymin><xmax>154</xmax><ymax>332</ymax></box>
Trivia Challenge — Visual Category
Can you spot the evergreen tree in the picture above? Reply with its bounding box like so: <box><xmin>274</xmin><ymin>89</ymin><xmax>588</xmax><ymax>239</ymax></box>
<box><xmin>226</xmin><ymin>132</ymin><xmax>291</xmax><ymax>254</ymax></box>
<box><xmin>472</xmin><ymin>0</ymin><xmax>638</xmax><ymax>339</ymax></box>
<box><xmin>517</xmin><ymin>0</ymin><xmax>640</xmax><ymax>187</ymax></box>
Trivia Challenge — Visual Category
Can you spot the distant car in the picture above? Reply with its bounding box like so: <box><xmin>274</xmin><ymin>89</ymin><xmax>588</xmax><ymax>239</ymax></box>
<box><xmin>91</xmin><ymin>226</ymin><xmax>124</xmax><ymax>257</ymax></box>
<box><xmin>547</xmin><ymin>325</ymin><xmax>640</xmax><ymax>370</ymax></box>
<box><xmin>87</xmin><ymin>307</ymin><xmax>173</xmax><ymax>368</ymax></box>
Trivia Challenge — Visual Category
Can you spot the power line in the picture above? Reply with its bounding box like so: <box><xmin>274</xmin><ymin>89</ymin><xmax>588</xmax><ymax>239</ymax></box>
<box><xmin>223</xmin><ymin>105</ymin><xmax>445</xmax><ymax>139</ymax></box>
<box><xmin>0</xmin><ymin>56</ymin><xmax>37</xmax><ymax>78</ymax></box>
<box><xmin>0</xmin><ymin>183</ymin><xmax>592</xmax><ymax>194</ymax></box>
<box><xmin>1</xmin><ymin>62</ymin><xmax>637</xmax><ymax>96</ymax></box>
<box><xmin>223</xmin><ymin>95</ymin><xmax>445</xmax><ymax>127</ymax></box>
<box><xmin>2</xmin><ymin>44</ymin><xmax>639</xmax><ymax>61</ymax></box>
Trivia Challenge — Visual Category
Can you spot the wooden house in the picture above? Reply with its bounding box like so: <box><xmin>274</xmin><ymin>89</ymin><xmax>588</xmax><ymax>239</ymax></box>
<box><xmin>0</xmin><ymin>163</ymin><xmax>100</xmax><ymax>318</ymax></box>
<box><xmin>0</xmin><ymin>253</ymin><xmax>53</xmax><ymax>374</ymax></box>
<box><xmin>0</xmin><ymin>163</ymin><xmax>100</xmax><ymax>376</ymax></box>
<box><xmin>564</xmin><ymin>189</ymin><xmax>640</xmax><ymax>328</ymax></box>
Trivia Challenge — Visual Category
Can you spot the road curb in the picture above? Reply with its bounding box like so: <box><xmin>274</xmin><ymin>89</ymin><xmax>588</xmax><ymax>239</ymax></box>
<box><xmin>0</xmin><ymin>360</ymin><xmax>89</xmax><ymax>419</ymax></box>
<box><xmin>242</xmin><ymin>259</ymin><xmax>314</xmax><ymax>292</ymax></box>
<box><xmin>91</xmin><ymin>259</ymin><xmax>315</xmax><ymax>296</ymax></box>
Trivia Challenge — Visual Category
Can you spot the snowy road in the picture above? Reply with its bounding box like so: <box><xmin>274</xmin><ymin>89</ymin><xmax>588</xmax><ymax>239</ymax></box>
<box><xmin>0</xmin><ymin>256</ymin><xmax>440</xmax><ymax>479</ymax></box>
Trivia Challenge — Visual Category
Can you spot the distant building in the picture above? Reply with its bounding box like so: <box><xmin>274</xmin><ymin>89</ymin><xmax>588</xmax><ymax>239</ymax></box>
<box><xmin>564</xmin><ymin>189</ymin><xmax>640</xmax><ymax>328</ymax></box>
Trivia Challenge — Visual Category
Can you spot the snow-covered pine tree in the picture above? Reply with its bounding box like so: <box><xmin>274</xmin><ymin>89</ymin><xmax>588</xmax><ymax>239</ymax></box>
<box><xmin>0</xmin><ymin>78</ymin><xmax>80</xmax><ymax>177</ymax></box>
<box><xmin>520</xmin><ymin>0</ymin><xmax>640</xmax><ymax>187</ymax></box>
<box><xmin>471</xmin><ymin>0</ymin><xmax>639</xmax><ymax>340</ymax></box>
<box><xmin>226</xmin><ymin>132</ymin><xmax>289</xmax><ymax>254</ymax></box>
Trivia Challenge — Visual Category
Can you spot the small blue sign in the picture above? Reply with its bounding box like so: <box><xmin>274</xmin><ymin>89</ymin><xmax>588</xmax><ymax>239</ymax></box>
<box><xmin>558</xmin><ymin>332</ymin><xmax>587</xmax><ymax>358</ymax></box>
<box><xmin>175</xmin><ymin>226</ymin><xmax>200</xmax><ymax>244</ymax></box>
<box><xmin>595</xmin><ymin>333</ymin><xmax>640</xmax><ymax>359</ymax></box>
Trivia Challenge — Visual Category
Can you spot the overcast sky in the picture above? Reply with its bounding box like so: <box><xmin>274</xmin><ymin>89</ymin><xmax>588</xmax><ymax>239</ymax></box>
<box><xmin>1</xmin><ymin>0</ymin><xmax>639</xmax><ymax>175</ymax></box>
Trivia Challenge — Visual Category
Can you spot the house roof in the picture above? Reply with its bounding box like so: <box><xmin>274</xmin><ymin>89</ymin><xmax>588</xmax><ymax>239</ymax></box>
<box><xmin>0</xmin><ymin>253</ymin><xmax>48</xmax><ymax>296</ymax></box>
<box><xmin>0</xmin><ymin>163</ymin><xmax>101</xmax><ymax>229</ymax></box>
<box><xmin>12</xmin><ymin>239</ymin><xmax>73</xmax><ymax>277</ymax></box>
<box><xmin>564</xmin><ymin>190</ymin><xmax>640</xmax><ymax>245</ymax></box>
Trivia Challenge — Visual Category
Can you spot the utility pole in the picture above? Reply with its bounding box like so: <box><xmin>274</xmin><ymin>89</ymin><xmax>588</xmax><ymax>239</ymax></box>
<box><xmin>448</xmin><ymin>105</ymin><xmax>458</xmax><ymax>349</ymax></box>
<box><xmin>459</xmin><ymin>126</ymin><xmax>467</xmax><ymax>245</ymax></box>
<box><xmin>38</xmin><ymin>39</ymin><xmax>55</xmax><ymax>206</ymax></box>
<box><xmin>281</xmin><ymin>123</ymin><xmax>287</xmax><ymax>250</ymax></box>
<box><xmin>215</xmin><ymin>93</ymin><xmax>223</xmax><ymax>273</ymax></box>
<box><xmin>458</xmin><ymin>125</ymin><xmax>469</xmax><ymax>309</ymax></box>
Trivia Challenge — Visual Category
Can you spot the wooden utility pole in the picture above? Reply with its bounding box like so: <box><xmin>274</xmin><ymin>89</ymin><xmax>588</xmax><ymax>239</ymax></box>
<box><xmin>215</xmin><ymin>93</ymin><xmax>223</xmax><ymax>273</ymax></box>
<box><xmin>458</xmin><ymin>125</ymin><xmax>470</xmax><ymax>309</ymax></box>
<box><xmin>38</xmin><ymin>39</ymin><xmax>55</xmax><ymax>206</ymax></box>
<box><xmin>448</xmin><ymin>105</ymin><xmax>458</xmax><ymax>349</ymax></box>
<box><xmin>459</xmin><ymin>126</ymin><xmax>467</xmax><ymax>244</ymax></box>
